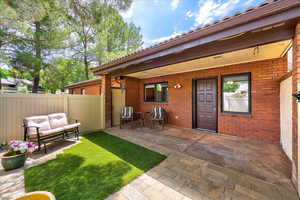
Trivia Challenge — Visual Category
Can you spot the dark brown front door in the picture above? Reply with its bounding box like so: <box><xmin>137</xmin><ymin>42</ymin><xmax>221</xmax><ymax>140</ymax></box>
<box><xmin>195</xmin><ymin>78</ymin><xmax>217</xmax><ymax>131</ymax></box>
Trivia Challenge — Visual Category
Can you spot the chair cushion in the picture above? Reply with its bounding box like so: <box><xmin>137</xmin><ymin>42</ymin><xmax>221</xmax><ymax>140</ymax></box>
<box><xmin>64</xmin><ymin>123</ymin><xmax>80</xmax><ymax>130</ymax></box>
<box><xmin>152</xmin><ymin>107</ymin><xmax>164</xmax><ymax>120</ymax></box>
<box><xmin>121</xmin><ymin>107</ymin><xmax>133</xmax><ymax>119</ymax></box>
<box><xmin>40</xmin><ymin>127</ymin><xmax>64</xmax><ymax>136</ymax></box>
<box><xmin>24</xmin><ymin>115</ymin><xmax>51</xmax><ymax>136</ymax></box>
<box><xmin>48</xmin><ymin>113</ymin><xmax>68</xmax><ymax>129</ymax></box>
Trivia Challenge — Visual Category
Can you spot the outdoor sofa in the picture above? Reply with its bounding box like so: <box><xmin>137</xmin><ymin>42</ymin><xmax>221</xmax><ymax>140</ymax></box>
<box><xmin>23</xmin><ymin>113</ymin><xmax>80</xmax><ymax>153</ymax></box>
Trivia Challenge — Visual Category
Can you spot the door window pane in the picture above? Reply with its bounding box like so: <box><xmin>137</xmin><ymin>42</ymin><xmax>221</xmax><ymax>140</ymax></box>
<box><xmin>222</xmin><ymin>73</ymin><xmax>250</xmax><ymax>113</ymax></box>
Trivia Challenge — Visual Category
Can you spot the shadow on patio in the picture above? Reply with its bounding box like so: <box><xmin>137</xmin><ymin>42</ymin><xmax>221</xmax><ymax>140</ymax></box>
<box><xmin>105</xmin><ymin>125</ymin><xmax>294</xmax><ymax>190</ymax></box>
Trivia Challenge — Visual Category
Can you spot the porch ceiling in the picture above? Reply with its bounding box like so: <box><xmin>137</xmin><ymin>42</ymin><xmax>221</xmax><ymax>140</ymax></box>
<box><xmin>127</xmin><ymin>40</ymin><xmax>291</xmax><ymax>79</ymax></box>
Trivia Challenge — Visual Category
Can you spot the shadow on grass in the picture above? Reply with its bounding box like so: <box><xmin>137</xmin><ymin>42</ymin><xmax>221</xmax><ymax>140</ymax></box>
<box><xmin>84</xmin><ymin>132</ymin><xmax>166</xmax><ymax>171</ymax></box>
<box><xmin>25</xmin><ymin>132</ymin><xmax>166</xmax><ymax>200</ymax></box>
<box><xmin>25</xmin><ymin>154</ymin><xmax>131</xmax><ymax>200</ymax></box>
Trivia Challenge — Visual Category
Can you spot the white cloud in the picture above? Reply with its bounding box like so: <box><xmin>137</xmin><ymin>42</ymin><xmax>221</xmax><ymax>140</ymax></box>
<box><xmin>143</xmin><ymin>31</ymin><xmax>183</xmax><ymax>47</ymax></box>
<box><xmin>171</xmin><ymin>0</ymin><xmax>181</xmax><ymax>10</ymax></box>
<box><xmin>120</xmin><ymin>2</ymin><xmax>135</xmax><ymax>19</ymax></box>
<box><xmin>153</xmin><ymin>31</ymin><xmax>183</xmax><ymax>43</ymax></box>
<box><xmin>186</xmin><ymin>10</ymin><xmax>194</xmax><ymax>18</ymax></box>
<box><xmin>194</xmin><ymin>0</ymin><xmax>240</xmax><ymax>26</ymax></box>
<box><xmin>244</xmin><ymin>0</ymin><xmax>256</xmax><ymax>6</ymax></box>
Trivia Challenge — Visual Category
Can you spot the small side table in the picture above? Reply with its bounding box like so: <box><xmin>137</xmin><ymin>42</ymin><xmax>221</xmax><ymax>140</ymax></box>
<box><xmin>135</xmin><ymin>111</ymin><xmax>151</xmax><ymax>127</ymax></box>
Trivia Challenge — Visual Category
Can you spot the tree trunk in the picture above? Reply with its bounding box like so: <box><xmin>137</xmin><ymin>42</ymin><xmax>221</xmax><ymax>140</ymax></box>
<box><xmin>84</xmin><ymin>55</ymin><xmax>89</xmax><ymax>80</ymax></box>
<box><xmin>0</xmin><ymin>78</ymin><xmax>2</xmax><ymax>90</ymax></box>
<box><xmin>32</xmin><ymin>21</ymin><xmax>42</xmax><ymax>93</ymax></box>
<box><xmin>32</xmin><ymin>75</ymin><xmax>40</xmax><ymax>93</ymax></box>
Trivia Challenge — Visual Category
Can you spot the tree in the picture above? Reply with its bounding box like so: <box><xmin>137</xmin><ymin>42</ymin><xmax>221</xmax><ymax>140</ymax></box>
<box><xmin>93</xmin><ymin>14</ymin><xmax>143</xmax><ymax>64</ymax></box>
<box><xmin>41</xmin><ymin>58</ymin><xmax>85</xmax><ymax>93</ymax></box>
<box><xmin>62</xmin><ymin>0</ymin><xmax>140</xmax><ymax>79</ymax></box>
<box><xmin>0</xmin><ymin>67</ymin><xmax>9</xmax><ymax>90</ymax></box>
<box><xmin>223</xmin><ymin>81</ymin><xmax>240</xmax><ymax>92</ymax></box>
<box><xmin>0</xmin><ymin>0</ymin><xmax>143</xmax><ymax>92</ymax></box>
<box><xmin>0</xmin><ymin>0</ymin><xmax>70</xmax><ymax>93</ymax></box>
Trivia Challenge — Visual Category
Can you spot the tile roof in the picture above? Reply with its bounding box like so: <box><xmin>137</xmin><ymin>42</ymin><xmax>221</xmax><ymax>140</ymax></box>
<box><xmin>91</xmin><ymin>0</ymin><xmax>297</xmax><ymax>72</ymax></box>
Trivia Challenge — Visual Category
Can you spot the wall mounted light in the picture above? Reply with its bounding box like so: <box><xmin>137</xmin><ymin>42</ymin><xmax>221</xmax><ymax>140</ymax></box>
<box><xmin>293</xmin><ymin>92</ymin><xmax>300</xmax><ymax>102</ymax></box>
<box><xmin>174</xmin><ymin>84</ymin><xmax>182</xmax><ymax>89</ymax></box>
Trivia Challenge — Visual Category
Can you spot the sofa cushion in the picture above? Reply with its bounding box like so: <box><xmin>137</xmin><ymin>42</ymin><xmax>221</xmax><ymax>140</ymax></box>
<box><xmin>64</xmin><ymin>123</ymin><xmax>80</xmax><ymax>130</ymax></box>
<box><xmin>24</xmin><ymin>115</ymin><xmax>51</xmax><ymax>136</ymax></box>
<box><xmin>48</xmin><ymin>113</ymin><xmax>68</xmax><ymax>129</ymax></box>
<box><xmin>40</xmin><ymin>127</ymin><xmax>64</xmax><ymax>136</ymax></box>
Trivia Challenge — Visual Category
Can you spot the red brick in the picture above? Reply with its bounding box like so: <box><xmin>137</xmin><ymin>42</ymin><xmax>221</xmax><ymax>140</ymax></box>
<box><xmin>292</xmin><ymin>23</ymin><xmax>300</xmax><ymax>187</ymax></box>
<box><xmin>71</xmin><ymin>84</ymin><xmax>101</xmax><ymax>95</ymax></box>
<box><xmin>125</xmin><ymin>57</ymin><xmax>288</xmax><ymax>143</ymax></box>
<box><xmin>102</xmin><ymin>75</ymin><xmax>112</xmax><ymax>128</ymax></box>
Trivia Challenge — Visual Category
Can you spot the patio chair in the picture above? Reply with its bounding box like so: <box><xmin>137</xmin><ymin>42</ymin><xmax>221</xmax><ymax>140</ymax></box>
<box><xmin>120</xmin><ymin>106</ymin><xmax>134</xmax><ymax>129</ymax></box>
<box><xmin>150</xmin><ymin>106</ymin><xmax>167</xmax><ymax>129</ymax></box>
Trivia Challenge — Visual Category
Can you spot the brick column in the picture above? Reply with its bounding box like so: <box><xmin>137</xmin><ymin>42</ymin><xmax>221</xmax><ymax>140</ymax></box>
<box><xmin>101</xmin><ymin>74</ymin><xmax>112</xmax><ymax>128</ymax></box>
<box><xmin>124</xmin><ymin>77</ymin><xmax>140</xmax><ymax>112</ymax></box>
<box><xmin>292</xmin><ymin>22</ymin><xmax>300</xmax><ymax>193</ymax></box>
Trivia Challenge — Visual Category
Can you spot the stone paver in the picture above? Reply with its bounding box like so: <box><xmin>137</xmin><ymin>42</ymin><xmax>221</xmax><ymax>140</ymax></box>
<box><xmin>0</xmin><ymin>139</ymin><xmax>80</xmax><ymax>200</ymax></box>
<box><xmin>105</xmin><ymin>126</ymin><xmax>299</xmax><ymax>200</ymax></box>
<box><xmin>105</xmin><ymin>150</ymin><xmax>298</xmax><ymax>200</ymax></box>
<box><xmin>107</xmin><ymin>125</ymin><xmax>293</xmax><ymax>189</ymax></box>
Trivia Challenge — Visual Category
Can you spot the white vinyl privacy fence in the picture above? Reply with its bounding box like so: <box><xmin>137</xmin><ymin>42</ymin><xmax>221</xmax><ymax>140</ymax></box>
<box><xmin>0</xmin><ymin>93</ymin><xmax>105</xmax><ymax>143</ymax></box>
<box><xmin>280</xmin><ymin>76</ymin><xmax>293</xmax><ymax>161</ymax></box>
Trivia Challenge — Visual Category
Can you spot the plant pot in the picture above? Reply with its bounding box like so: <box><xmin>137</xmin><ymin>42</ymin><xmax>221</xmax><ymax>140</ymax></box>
<box><xmin>14</xmin><ymin>191</ymin><xmax>56</xmax><ymax>200</ymax></box>
<box><xmin>1</xmin><ymin>153</ymin><xmax>27</xmax><ymax>171</ymax></box>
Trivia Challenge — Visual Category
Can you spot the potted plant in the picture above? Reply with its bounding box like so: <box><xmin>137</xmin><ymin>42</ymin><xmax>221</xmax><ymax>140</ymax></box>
<box><xmin>1</xmin><ymin>140</ymin><xmax>35</xmax><ymax>171</ymax></box>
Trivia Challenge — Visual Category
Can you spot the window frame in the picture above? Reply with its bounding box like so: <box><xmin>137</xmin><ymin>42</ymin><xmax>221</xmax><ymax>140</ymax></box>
<box><xmin>80</xmin><ymin>88</ymin><xmax>85</xmax><ymax>95</ymax></box>
<box><xmin>144</xmin><ymin>82</ymin><xmax>168</xmax><ymax>103</ymax></box>
<box><xmin>221</xmin><ymin>72</ymin><xmax>251</xmax><ymax>115</ymax></box>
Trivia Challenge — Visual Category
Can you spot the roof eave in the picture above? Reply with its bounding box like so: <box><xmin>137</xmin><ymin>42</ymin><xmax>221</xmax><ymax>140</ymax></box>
<box><xmin>91</xmin><ymin>0</ymin><xmax>300</xmax><ymax>75</ymax></box>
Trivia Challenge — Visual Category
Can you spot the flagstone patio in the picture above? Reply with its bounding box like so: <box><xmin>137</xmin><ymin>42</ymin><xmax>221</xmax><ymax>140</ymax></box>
<box><xmin>104</xmin><ymin>125</ymin><xmax>298</xmax><ymax>199</ymax></box>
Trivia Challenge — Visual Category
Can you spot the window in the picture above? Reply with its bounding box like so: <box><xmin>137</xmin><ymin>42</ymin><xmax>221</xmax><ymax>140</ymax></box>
<box><xmin>81</xmin><ymin>89</ymin><xmax>85</xmax><ymax>95</ymax></box>
<box><xmin>222</xmin><ymin>73</ymin><xmax>251</xmax><ymax>114</ymax></box>
<box><xmin>144</xmin><ymin>82</ymin><xmax>168</xmax><ymax>102</ymax></box>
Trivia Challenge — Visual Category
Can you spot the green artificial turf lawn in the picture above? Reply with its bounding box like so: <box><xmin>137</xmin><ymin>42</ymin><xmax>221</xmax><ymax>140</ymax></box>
<box><xmin>24</xmin><ymin>132</ymin><xmax>166</xmax><ymax>200</ymax></box>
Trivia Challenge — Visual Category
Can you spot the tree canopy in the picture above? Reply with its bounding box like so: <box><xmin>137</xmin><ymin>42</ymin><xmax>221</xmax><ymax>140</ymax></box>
<box><xmin>0</xmin><ymin>0</ymin><xmax>143</xmax><ymax>93</ymax></box>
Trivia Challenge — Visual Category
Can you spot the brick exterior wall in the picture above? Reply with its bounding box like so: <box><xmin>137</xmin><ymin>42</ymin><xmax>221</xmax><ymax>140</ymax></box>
<box><xmin>70</xmin><ymin>84</ymin><xmax>101</xmax><ymax>95</ymax></box>
<box><xmin>102</xmin><ymin>75</ymin><xmax>112</xmax><ymax>128</ymax></box>
<box><xmin>68</xmin><ymin>80</ymin><xmax>120</xmax><ymax>95</ymax></box>
<box><xmin>126</xmin><ymin>57</ymin><xmax>288</xmax><ymax>143</ymax></box>
<box><xmin>124</xmin><ymin>77</ymin><xmax>140</xmax><ymax>112</ymax></box>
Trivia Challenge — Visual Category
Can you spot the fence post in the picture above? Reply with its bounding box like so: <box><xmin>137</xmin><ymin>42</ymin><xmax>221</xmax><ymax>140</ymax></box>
<box><xmin>64</xmin><ymin>94</ymin><xmax>69</xmax><ymax>116</ymax></box>
<box><xmin>100</xmin><ymin>94</ymin><xmax>105</xmax><ymax>129</ymax></box>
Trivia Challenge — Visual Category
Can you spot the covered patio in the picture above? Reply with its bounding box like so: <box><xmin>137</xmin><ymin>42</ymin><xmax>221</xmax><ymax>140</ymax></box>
<box><xmin>92</xmin><ymin>0</ymin><xmax>300</xmax><ymax>196</ymax></box>
<box><xmin>106</xmin><ymin>125</ymin><xmax>293</xmax><ymax>190</ymax></box>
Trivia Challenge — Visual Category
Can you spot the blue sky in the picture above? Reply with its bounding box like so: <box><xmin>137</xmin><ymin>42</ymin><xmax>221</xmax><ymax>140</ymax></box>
<box><xmin>121</xmin><ymin>0</ymin><xmax>265</xmax><ymax>47</ymax></box>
